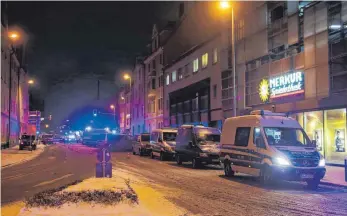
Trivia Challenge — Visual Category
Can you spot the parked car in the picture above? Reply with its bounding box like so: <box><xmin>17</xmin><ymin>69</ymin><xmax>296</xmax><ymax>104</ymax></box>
<box><xmin>132</xmin><ymin>133</ymin><xmax>151</xmax><ymax>156</ymax></box>
<box><xmin>219</xmin><ymin>110</ymin><xmax>326</xmax><ymax>189</ymax></box>
<box><xmin>41</xmin><ymin>134</ymin><xmax>54</xmax><ymax>144</ymax></box>
<box><xmin>150</xmin><ymin>128</ymin><xmax>178</xmax><ymax>161</ymax></box>
<box><xmin>19</xmin><ymin>134</ymin><xmax>37</xmax><ymax>150</ymax></box>
<box><xmin>175</xmin><ymin>125</ymin><xmax>221</xmax><ymax>168</ymax></box>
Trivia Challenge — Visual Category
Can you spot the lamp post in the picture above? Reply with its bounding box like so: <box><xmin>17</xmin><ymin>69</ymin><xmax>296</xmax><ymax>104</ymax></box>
<box><xmin>123</xmin><ymin>74</ymin><xmax>132</xmax><ymax>135</ymax></box>
<box><xmin>219</xmin><ymin>1</ymin><xmax>237</xmax><ymax>117</ymax></box>
<box><xmin>110</xmin><ymin>104</ymin><xmax>116</xmax><ymax>121</ymax></box>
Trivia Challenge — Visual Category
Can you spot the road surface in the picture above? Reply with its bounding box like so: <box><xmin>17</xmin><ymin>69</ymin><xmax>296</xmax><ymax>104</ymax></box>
<box><xmin>2</xmin><ymin>144</ymin><xmax>347</xmax><ymax>216</ymax></box>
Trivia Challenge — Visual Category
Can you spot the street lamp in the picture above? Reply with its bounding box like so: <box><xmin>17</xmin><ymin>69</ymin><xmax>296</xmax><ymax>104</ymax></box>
<box><xmin>110</xmin><ymin>104</ymin><xmax>116</xmax><ymax>121</ymax></box>
<box><xmin>8</xmin><ymin>31</ymin><xmax>20</xmax><ymax>42</ymax></box>
<box><xmin>45</xmin><ymin>124</ymin><xmax>49</xmax><ymax>128</ymax></box>
<box><xmin>219</xmin><ymin>1</ymin><xmax>237</xmax><ymax>117</ymax></box>
<box><xmin>28</xmin><ymin>79</ymin><xmax>34</xmax><ymax>85</ymax></box>
<box><xmin>123</xmin><ymin>73</ymin><xmax>132</xmax><ymax>135</ymax></box>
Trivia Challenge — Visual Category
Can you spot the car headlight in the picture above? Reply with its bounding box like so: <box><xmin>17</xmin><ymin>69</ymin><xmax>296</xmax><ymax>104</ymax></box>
<box><xmin>274</xmin><ymin>157</ymin><xmax>291</xmax><ymax>166</ymax></box>
<box><xmin>318</xmin><ymin>159</ymin><xmax>325</xmax><ymax>167</ymax></box>
<box><xmin>199</xmin><ymin>153</ymin><xmax>208</xmax><ymax>157</ymax></box>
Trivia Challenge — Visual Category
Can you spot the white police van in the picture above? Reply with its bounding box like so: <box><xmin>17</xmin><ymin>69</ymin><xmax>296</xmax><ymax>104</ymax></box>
<box><xmin>220</xmin><ymin>110</ymin><xmax>326</xmax><ymax>189</ymax></box>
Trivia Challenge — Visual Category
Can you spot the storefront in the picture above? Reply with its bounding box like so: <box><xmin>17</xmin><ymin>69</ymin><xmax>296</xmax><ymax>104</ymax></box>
<box><xmin>254</xmin><ymin>70</ymin><xmax>347</xmax><ymax>165</ymax></box>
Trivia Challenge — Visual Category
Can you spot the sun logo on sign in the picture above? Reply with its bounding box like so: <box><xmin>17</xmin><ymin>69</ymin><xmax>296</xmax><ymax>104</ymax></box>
<box><xmin>259</xmin><ymin>79</ymin><xmax>270</xmax><ymax>102</ymax></box>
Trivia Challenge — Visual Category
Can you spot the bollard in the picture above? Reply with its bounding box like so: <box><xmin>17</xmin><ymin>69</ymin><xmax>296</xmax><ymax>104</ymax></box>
<box><xmin>345</xmin><ymin>157</ymin><xmax>347</xmax><ymax>182</ymax></box>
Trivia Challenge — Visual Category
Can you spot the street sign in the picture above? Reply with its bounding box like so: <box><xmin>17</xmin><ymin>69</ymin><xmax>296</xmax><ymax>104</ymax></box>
<box><xmin>96</xmin><ymin>148</ymin><xmax>111</xmax><ymax>163</ymax></box>
<box><xmin>95</xmin><ymin>162</ymin><xmax>112</xmax><ymax>178</ymax></box>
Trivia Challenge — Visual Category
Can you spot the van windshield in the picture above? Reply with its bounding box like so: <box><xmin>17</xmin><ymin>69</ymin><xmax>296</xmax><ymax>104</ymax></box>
<box><xmin>194</xmin><ymin>128</ymin><xmax>221</xmax><ymax>144</ymax></box>
<box><xmin>163</xmin><ymin>132</ymin><xmax>177</xmax><ymax>141</ymax></box>
<box><xmin>264</xmin><ymin>127</ymin><xmax>310</xmax><ymax>146</ymax></box>
<box><xmin>141</xmin><ymin>134</ymin><xmax>150</xmax><ymax>141</ymax></box>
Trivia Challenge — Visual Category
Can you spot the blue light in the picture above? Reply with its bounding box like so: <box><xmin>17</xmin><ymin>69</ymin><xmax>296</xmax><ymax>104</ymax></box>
<box><xmin>111</xmin><ymin>130</ymin><xmax>116</xmax><ymax>134</ymax></box>
<box><xmin>85</xmin><ymin>126</ymin><xmax>92</xmax><ymax>131</ymax></box>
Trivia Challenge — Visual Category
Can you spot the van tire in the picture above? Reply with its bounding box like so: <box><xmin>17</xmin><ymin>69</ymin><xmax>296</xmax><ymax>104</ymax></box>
<box><xmin>139</xmin><ymin>148</ymin><xmax>143</xmax><ymax>156</ymax></box>
<box><xmin>151</xmin><ymin>152</ymin><xmax>155</xmax><ymax>159</ymax></box>
<box><xmin>260</xmin><ymin>165</ymin><xmax>272</xmax><ymax>185</ymax></box>
<box><xmin>306</xmin><ymin>178</ymin><xmax>320</xmax><ymax>190</ymax></box>
<box><xmin>160</xmin><ymin>152</ymin><xmax>165</xmax><ymax>161</ymax></box>
<box><xmin>176</xmin><ymin>154</ymin><xmax>182</xmax><ymax>165</ymax></box>
<box><xmin>224</xmin><ymin>160</ymin><xmax>234</xmax><ymax>177</ymax></box>
<box><xmin>19</xmin><ymin>145</ymin><xmax>23</xmax><ymax>150</ymax></box>
<box><xmin>132</xmin><ymin>148</ymin><xmax>136</xmax><ymax>155</ymax></box>
<box><xmin>192</xmin><ymin>158</ymin><xmax>200</xmax><ymax>169</ymax></box>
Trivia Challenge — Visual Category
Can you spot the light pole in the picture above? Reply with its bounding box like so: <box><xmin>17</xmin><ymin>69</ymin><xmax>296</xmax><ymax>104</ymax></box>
<box><xmin>123</xmin><ymin>74</ymin><xmax>132</xmax><ymax>135</ymax></box>
<box><xmin>219</xmin><ymin>1</ymin><xmax>237</xmax><ymax>117</ymax></box>
<box><xmin>110</xmin><ymin>104</ymin><xmax>116</xmax><ymax>121</ymax></box>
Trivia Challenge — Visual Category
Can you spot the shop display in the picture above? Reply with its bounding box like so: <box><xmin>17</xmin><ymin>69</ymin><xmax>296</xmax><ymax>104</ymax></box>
<box><xmin>313</xmin><ymin>129</ymin><xmax>323</xmax><ymax>152</ymax></box>
<box><xmin>334</xmin><ymin>129</ymin><xmax>345</xmax><ymax>152</ymax></box>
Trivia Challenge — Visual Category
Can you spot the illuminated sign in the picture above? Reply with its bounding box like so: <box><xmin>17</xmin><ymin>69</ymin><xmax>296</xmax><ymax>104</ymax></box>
<box><xmin>259</xmin><ymin>71</ymin><xmax>304</xmax><ymax>102</ymax></box>
<box><xmin>259</xmin><ymin>79</ymin><xmax>270</xmax><ymax>102</ymax></box>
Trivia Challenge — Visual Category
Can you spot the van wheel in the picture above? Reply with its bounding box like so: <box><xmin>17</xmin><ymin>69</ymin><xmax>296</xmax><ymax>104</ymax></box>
<box><xmin>151</xmin><ymin>152</ymin><xmax>155</xmax><ymax>159</ymax></box>
<box><xmin>19</xmin><ymin>146</ymin><xmax>23</xmax><ymax>150</ymax></box>
<box><xmin>160</xmin><ymin>152</ymin><xmax>165</xmax><ymax>161</ymax></box>
<box><xmin>306</xmin><ymin>178</ymin><xmax>320</xmax><ymax>190</ymax></box>
<box><xmin>132</xmin><ymin>148</ymin><xmax>136</xmax><ymax>155</ymax></box>
<box><xmin>139</xmin><ymin>148</ymin><xmax>143</xmax><ymax>156</ymax></box>
<box><xmin>32</xmin><ymin>145</ymin><xmax>37</xmax><ymax>150</ymax></box>
<box><xmin>260</xmin><ymin>165</ymin><xmax>272</xmax><ymax>185</ymax></box>
<box><xmin>192</xmin><ymin>158</ymin><xmax>200</xmax><ymax>169</ymax></box>
<box><xmin>176</xmin><ymin>154</ymin><xmax>182</xmax><ymax>165</ymax></box>
<box><xmin>224</xmin><ymin>160</ymin><xmax>234</xmax><ymax>177</ymax></box>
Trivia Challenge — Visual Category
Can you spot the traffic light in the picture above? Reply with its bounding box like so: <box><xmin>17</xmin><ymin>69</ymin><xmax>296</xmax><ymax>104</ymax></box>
<box><xmin>93</xmin><ymin>109</ymin><xmax>97</xmax><ymax>117</ymax></box>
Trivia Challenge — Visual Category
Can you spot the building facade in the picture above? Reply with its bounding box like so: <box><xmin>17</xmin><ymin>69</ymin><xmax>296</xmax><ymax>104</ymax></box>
<box><xmin>163</xmin><ymin>35</ymin><xmax>224</xmax><ymax>129</ymax></box>
<box><xmin>1</xmin><ymin>24</ymin><xmax>29</xmax><ymax>148</ymax></box>
<box><xmin>131</xmin><ymin>59</ymin><xmax>146</xmax><ymax>135</ymax></box>
<box><xmin>226</xmin><ymin>1</ymin><xmax>347</xmax><ymax>165</ymax></box>
<box><xmin>118</xmin><ymin>86</ymin><xmax>131</xmax><ymax>134</ymax></box>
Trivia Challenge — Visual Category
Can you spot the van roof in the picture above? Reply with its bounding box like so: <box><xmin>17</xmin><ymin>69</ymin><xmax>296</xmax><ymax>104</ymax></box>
<box><xmin>152</xmin><ymin>128</ymin><xmax>178</xmax><ymax>132</ymax></box>
<box><xmin>180</xmin><ymin>124</ymin><xmax>216</xmax><ymax>130</ymax></box>
<box><xmin>225</xmin><ymin>114</ymin><xmax>301</xmax><ymax>128</ymax></box>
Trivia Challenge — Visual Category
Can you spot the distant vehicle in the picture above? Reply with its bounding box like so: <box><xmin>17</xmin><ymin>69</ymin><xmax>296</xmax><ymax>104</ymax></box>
<box><xmin>220</xmin><ymin>110</ymin><xmax>326</xmax><ymax>189</ymax></box>
<box><xmin>53</xmin><ymin>135</ymin><xmax>64</xmax><ymax>144</ymax></box>
<box><xmin>150</xmin><ymin>128</ymin><xmax>178</xmax><ymax>161</ymax></box>
<box><xmin>19</xmin><ymin>134</ymin><xmax>37</xmax><ymax>150</ymax></box>
<box><xmin>41</xmin><ymin>134</ymin><xmax>54</xmax><ymax>144</ymax></box>
<box><xmin>132</xmin><ymin>133</ymin><xmax>151</xmax><ymax>156</ymax></box>
<box><xmin>175</xmin><ymin>125</ymin><xmax>221</xmax><ymax>168</ymax></box>
<box><xmin>82</xmin><ymin>129</ymin><xmax>107</xmax><ymax>147</ymax></box>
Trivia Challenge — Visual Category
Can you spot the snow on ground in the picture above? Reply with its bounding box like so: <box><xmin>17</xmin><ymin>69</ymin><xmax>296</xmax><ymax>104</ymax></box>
<box><xmin>1</xmin><ymin>144</ymin><xmax>46</xmax><ymax>168</ymax></box>
<box><xmin>17</xmin><ymin>168</ymin><xmax>191</xmax><ymax>216</ymax></box>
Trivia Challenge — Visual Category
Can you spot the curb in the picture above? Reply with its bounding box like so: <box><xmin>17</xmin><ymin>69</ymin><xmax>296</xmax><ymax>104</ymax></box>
<box><xmin>320</xmin><ymin>181</ymin><xmax>347</xmax><ymax>189</ymax></box>
<box><xmin>1</xmin><ymin>146</ymin><xmax>46</xmax><ymax>169</ymax></box>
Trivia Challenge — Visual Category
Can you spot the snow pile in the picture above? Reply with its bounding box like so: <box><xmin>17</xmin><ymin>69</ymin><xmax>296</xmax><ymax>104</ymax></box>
<box><xmin>1</xmin><ymin>144</ymin><xmax>46</xmax><ymax>167</ymax></box>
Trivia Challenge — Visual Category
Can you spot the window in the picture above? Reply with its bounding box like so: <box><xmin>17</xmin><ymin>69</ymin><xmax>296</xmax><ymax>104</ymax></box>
<box><xmin>254</xmin><ymin>127</ymin><xmax>266</xmax><ymax>148</ymax></box>
<box><xmin>213</xmin><ymin>84</ymin><xmax>217</xmax><ymax>98</ymax></box>
<box><xmin>234</xmin><ymin>127</ymin><xmax>250</xmax><ymax>146</ymax></box>
<box><xmin>193</xmin><ymin>58</ymin><xmax>199</xmax><ymax>73</ymax></box>
<box><xmin>152</xmin><ymin>59</ymin><xmax>156</xmax><ymax>71</ymax></box>
<box><xmin>151</xmin><ymin>78</ymin><xmax>156</xmax><ymax>89</ymax></box>
<box><xmin>166</xmin><ymin>74</ymin><xmax>170</xmax><ymax>85</ymax></box>
<box><xmin>172</xmin><ymin>71</ymin><xmax>177</xmax><ymax>82</ymax></box>
<box><xmin>184</xmin><ymin>64</ymin><xmax>190</xmax><ymax>77</ymax></box>
<box><xmin>147</xmin><ymin>63</ymin><xmax>150</xmax><ymax>73</ymax></box>
<box><xmin>237</xmin><ymin>19</ymin><xmax>245</xmax><ymax>41</ymax></box>
<box><xmin>166</xmin><ymin>99</ymin><xmax>169</xmax><ymax>110</ymax></box>
<box><xmin>178</xmin><ymin>68</ymin><xmax>183</xmax><ymax>80</ymax></box>
<box><xmin>213</xmin><ymin>48</ymin><xmax>218</xmax><ymax>64</ymax></box>
<box><xmin>202</xmin><ymin>53</ymin><xmax>208</xmax><ymax>68</ymax></box>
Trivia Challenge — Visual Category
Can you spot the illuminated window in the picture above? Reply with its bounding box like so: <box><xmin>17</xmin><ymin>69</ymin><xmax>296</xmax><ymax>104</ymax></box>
<box><xmin>193</xmin><ymin>58</ymin><xmax>199</xmax><ymax>73</ymax></box>
<box><xmin>166</xmin><ymin>74</ymin><xmax>170</xmax><ymax>85</ymax></box>
<box><xmin>172</xmin><ymin>71</ymin><xmax>177</xmax><ymax>82</ymax></box>
<box><xmin>213</xmin><ymin>48</ymin><xmax>218</xmax><ymax>64</ymax></box>
<box><xmin>202</xmin><ymin>53</ymin><xmax>208</xmax><ymax>68</ymax></box>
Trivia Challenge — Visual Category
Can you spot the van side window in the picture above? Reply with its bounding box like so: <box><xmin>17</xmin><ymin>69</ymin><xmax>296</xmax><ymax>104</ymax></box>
<box><xmin>235</xmin><ymin>127</ymin><xmax>250</xmax><ymax>147</ymax></box>
<box><xmin>253</xmin><ymin>127</ymin><xmax>266</xmax><ymax>149</ymax></box>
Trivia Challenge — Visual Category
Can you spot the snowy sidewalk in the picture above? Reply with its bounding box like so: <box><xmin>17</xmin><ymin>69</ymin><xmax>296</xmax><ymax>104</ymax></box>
<box><xmin>321</xmin><ymin>165</ymin><xmax>347</xmax><ymax>187</ymax></box>
<box><xmin>1</xmin><ymin>144</ymin><xmax>46</xmax><ymax>168</ymax></box>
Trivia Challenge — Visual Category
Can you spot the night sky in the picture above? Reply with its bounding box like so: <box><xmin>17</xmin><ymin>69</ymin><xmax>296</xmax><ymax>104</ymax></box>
<box><xmin>5</xmin><ymin>1</ymin><xmax>170</xmax><ymax>94</ymax></box>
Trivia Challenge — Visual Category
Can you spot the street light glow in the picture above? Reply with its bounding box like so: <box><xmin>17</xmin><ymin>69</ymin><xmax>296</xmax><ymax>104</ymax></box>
<box><xmin>85</xmin><ymin>126</ymin><xmax>92</xmax><ymax>131</ymax></box>
<box><xmin>110</xmin><ymin>104</ymin><xmax>115</xmax><ymax>109</ymax></box>
<box><xmin>28</xmin><ymin>79</ymin><xmax>34</xmax><ymax>85</ymax></box>
<box><xmin>121</xmin><ymin>96</ymin><xmax>125</xmax><ymax>100</ymax></box>
<box><xmin>123</xmin><ymin>74</ymin><xmax>131</xmax><ymax>80</ymax></box>
<box><xmin>8</xmin><ymin>31</ymin><xmax>20</xmax><ymax>41</ymax></box>
<box><xmin>45</xmin><ymin>124</ymin><xmax>49</xmax><ymax>128</ymax></box>
<box><xmin>219</xmin><ymin>1</ymin><xmax>230</xmax><ymax>9</ymax></box>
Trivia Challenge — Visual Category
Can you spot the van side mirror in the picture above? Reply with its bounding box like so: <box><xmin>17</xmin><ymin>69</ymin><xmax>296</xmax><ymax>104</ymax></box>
<box><xmin>311</xmin><ymin>140</ymin><xmax>317</xmax><ymax>148</ymax></box>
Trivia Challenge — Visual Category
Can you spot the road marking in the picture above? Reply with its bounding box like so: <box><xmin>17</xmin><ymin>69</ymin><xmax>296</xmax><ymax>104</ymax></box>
<box><xmin>32</xmin><ymin>174</ymin><xmax>74</xmax><ymax>188</ymax></box>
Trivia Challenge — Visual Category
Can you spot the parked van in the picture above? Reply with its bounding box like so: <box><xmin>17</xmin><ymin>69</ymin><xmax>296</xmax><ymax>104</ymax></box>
<box><xmin>220</xmin><ymin>110</ymin><xmax>326</xmax><ymax>189</ymax></box>
<box><xmin>132</xmin><ymin>133</ymin><xmax>151</xmax><ymax>156</ymax></box>
<box><xmin>175</xmin><ymin>125</ymin><xmax>221</xmax><ymax>168</ymax></box>
<box><xmin>150</xmin><ymin>128</ymin><xmax>178</xmax><ymax>161</ymax></box>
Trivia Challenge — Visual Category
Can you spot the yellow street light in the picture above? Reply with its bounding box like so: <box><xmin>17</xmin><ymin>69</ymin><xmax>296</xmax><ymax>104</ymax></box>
<box><xmin>8</xmin><ymin>31</ymin><xmax>20</xmax><ymax>42</ymax></box>
<box><xmin>123</xmin><ymin>74</ymin><xmax>131</xmax><ymax>80</ymax></box>
<box><xmin>219</xmin><ymin>1</ymin><xmax>230</xmax><ymax>9</ymax></box>
<box><xmin>110</xmin><ymin>104</ymin><xmax>115</xmax><ymax>109</ymax></box>
<box><xmin>45</xmin><ymin>124</ymin><xmax>49</xmax><ymax>128</ymax></box>
<box><xmin>121</xmin><ymin>96</ymin><xmax>125</xmax><ymax>100</ymax></box>
<box><xmin>28</xmin><ymin>79</ymin><xmax>34</xmax><ymax>85</ymax></box>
